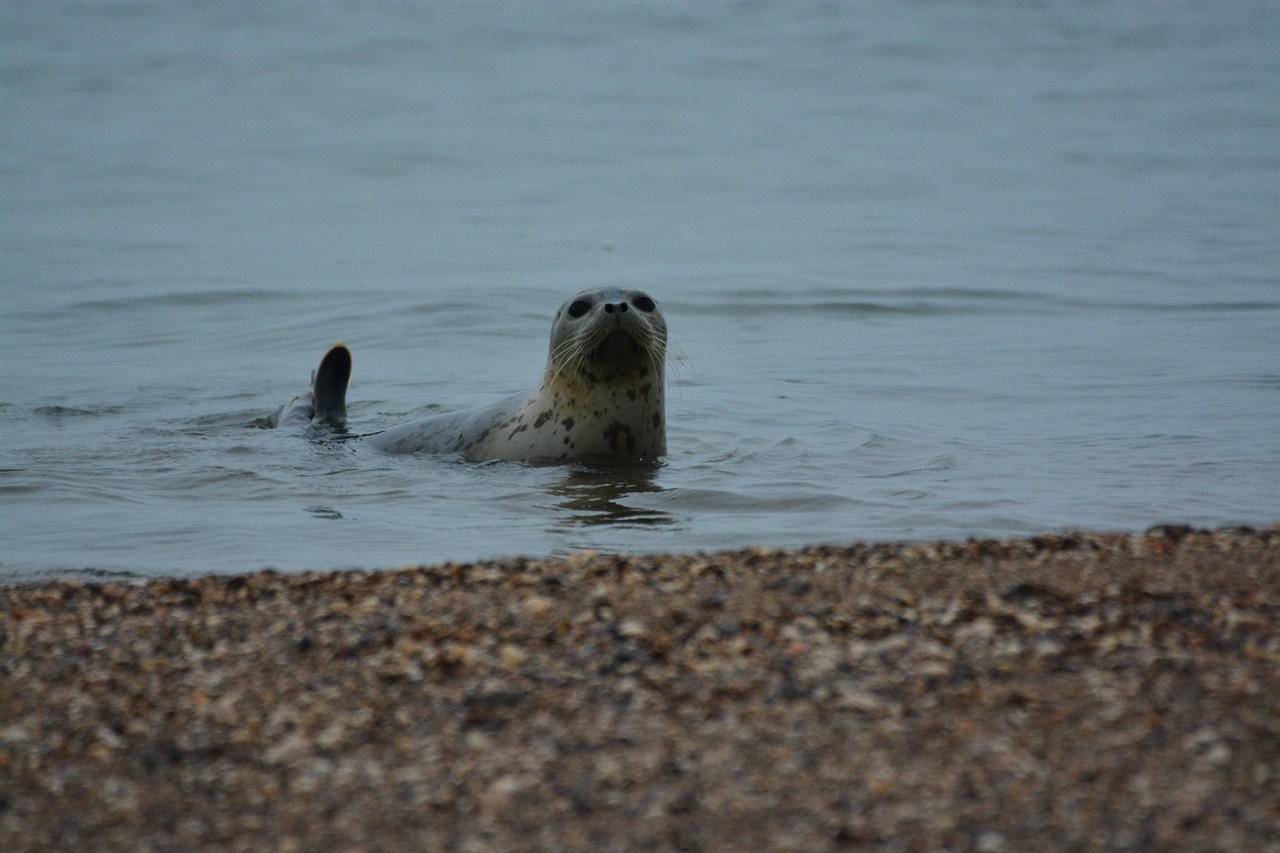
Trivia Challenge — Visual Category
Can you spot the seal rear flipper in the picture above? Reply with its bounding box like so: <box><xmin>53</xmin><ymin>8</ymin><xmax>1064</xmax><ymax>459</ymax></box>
<box><xmin>311</xmin><ymin>343</ymin><xmax>352</xmax><ymax>425</ymax></box>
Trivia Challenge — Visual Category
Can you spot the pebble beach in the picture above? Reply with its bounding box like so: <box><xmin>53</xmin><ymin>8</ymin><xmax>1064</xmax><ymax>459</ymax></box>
<box><xmin>2</xmin><ymin>526</ymin><xmax>1277</xmax><ymax>852</ymax></box>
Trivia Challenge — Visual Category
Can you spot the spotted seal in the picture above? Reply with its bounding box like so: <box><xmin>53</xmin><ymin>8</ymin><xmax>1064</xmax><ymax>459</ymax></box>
<box><xmin>269</xmin><ymin>288</ymin><xmax>667</xmax><ymax>462</ymax></box>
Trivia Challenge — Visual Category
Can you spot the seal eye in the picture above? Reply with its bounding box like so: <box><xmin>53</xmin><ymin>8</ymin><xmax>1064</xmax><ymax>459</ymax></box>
<box><xmin>567</xmin><ymin>300</ymin><xmax>591</xmax><ymax>319</ymax></box>
<box><xmin>632</xmin><ymin>295</ymin><xmax>656</xmax><ymax>313</ymax></box>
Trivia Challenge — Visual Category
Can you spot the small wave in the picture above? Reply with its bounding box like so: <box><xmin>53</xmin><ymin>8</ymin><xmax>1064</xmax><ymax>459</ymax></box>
<box><xmin>67</xmin><ymin>289</ymin><xmax>289</xmax><ymax>312</ymax></box>
<box><xmin>0</xmin><ymin>565</ymin><xmax>148</xmax><ymax>586</ymax></box>
<box><xmin>31</xmin><ymin>405</ymin><xmax>126</xmax><ymax>421</ymax></box>
<box><xmin>675</xmin><ymin>287</ymin><xmax>1073</xmax><ymax>318</ymax></box>
<box><xmin>657</xmin><ymin>486</ymin><xmax>860</xmax><ymax>513</ymax></box>
<box><xmin>885</xmin><ymin>455</ymin><xmax>959</xmax><ymax>477</ymax></box>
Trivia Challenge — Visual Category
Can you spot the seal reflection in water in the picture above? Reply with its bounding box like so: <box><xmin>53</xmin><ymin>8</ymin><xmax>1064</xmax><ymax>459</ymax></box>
<box><xmin>269</xmin><ymin>288</ymin><xmax>667</xmax><ymax>462</ymax></box>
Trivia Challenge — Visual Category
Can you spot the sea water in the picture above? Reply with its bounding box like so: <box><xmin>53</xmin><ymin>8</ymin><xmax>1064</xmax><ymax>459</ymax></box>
<box><xmin>2</xmin><ymin>1</ymin><xmax>1277</xmax><ymax>580</ymax></box>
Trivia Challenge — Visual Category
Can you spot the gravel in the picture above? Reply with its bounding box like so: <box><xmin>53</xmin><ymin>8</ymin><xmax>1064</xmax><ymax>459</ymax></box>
<box><xmin>3</xmin><ymin>525</ymin><xmax>1278</xmax><ymax>852</ymax></box>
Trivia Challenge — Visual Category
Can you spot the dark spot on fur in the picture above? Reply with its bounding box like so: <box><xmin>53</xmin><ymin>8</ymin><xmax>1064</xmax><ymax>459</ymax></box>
<box><xmin>627</xmin><ymin>389</ymin><xmax>637</xmax><ymax>401</ymax></box>
<box><xmin>561</xmin><ymin>417</ymin><xmax>575</xmax><ymax>431</ymax></box>
<box><xmin>534</xmin><ymin>409</ymin><xmax>553</xmax><ymax>428</ymax></box>
<box><xmin>508</xmin><ymin>423</ymin><xmax>529</xmax><ymax>439</ymax></box>
<box><xmin>639</xmin><ymin>383</ymin><xmax>652</xmax><ymax>400</ymax></box>
<box><xmin>603</xmin><ymin>420</ymin><xmax>636</xmax><ymax>454</ymax></box>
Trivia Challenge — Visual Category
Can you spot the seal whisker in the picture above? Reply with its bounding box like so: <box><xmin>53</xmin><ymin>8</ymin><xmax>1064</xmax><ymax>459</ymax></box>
<box><xmin>663</xmin><ymin>340</ymin><xmax>691</xmax><ymax>382</ymax></box>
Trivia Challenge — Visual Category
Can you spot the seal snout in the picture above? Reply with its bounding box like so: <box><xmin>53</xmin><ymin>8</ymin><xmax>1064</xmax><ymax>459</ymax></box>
<box><xmin>598</xmin><ymin>330</ymin><xmax>642</xmax><ymax>362</ymax></box>
<box><xmin>603</xmin><ymin>301</ymin><xmax>629</xmax><ymax>314</ymax></box>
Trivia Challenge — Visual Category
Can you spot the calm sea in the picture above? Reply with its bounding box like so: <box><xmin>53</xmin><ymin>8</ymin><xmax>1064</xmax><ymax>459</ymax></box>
<box><xmin>2</xmin><ymin>1</ymin><xmax>1277</xmax><ymax>581</ymax></box>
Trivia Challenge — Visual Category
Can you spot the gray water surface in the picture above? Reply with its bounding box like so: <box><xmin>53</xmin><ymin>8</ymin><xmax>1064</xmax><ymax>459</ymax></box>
<box><xmin>2</xmin><ymin>1</ymin><xmax>1277</xmax><ymax>580</ymax></box>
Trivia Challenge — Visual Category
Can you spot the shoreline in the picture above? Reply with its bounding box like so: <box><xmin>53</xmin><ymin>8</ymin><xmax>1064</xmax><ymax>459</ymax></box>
<box><xmin>3</xmin><ymin>526</ymin><xmax>1278</xmax><ymax>851</ymax></box>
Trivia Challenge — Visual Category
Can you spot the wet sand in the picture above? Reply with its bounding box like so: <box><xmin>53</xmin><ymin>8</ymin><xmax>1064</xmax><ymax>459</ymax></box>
<box><xmin>2</xmin><ymin>526</ymin><xmax>1277</xmax><ymax>852</ymax></box>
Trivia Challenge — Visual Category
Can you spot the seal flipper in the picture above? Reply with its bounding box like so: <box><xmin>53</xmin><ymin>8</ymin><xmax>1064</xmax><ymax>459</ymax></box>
<box><xmin>267</xmin><ymin>343</ymin><xmax>351</xmax><ymax>428</ymax></box>
<box><xmin>311</xmin><ymin>343</ymin><xmax>351</xmax><ymax>425</ymax></box>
